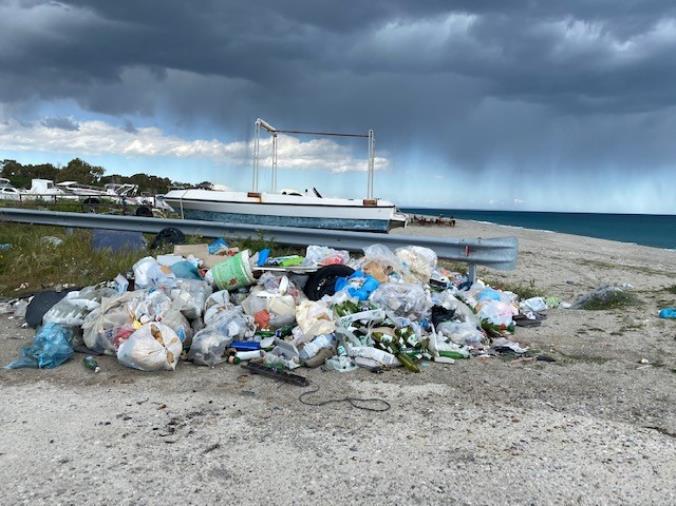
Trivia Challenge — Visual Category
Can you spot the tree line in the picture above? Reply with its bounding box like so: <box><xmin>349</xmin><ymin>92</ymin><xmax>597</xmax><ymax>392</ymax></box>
<box><xmin>0</xmin><ymin>158</ymin><xmax>213</xmax><ymax>194</ymax></box>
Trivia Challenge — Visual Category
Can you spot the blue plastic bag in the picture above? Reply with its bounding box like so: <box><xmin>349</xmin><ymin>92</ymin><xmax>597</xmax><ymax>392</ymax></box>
<box><xmin>5</xmin><ymin>323</ymin><xmax>73</xmax><ymax>369</ymax></box>
<box><xmin>658</xmin><ymin>308</ymin><xmax>676</xmax><ymax>319</ymax></box>
<box><xmin>335</xmin><ymin>270</ymin><xmax>380</xmax><ymax>301</ymax></box>
<box><xmin>208</xmin><ymin>238</ymin><xmax>229</xmax><ymax>255</ymax></box>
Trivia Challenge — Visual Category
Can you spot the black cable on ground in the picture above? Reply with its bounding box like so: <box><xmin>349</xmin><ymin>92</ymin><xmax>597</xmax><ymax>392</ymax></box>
<box><xmin>298</xmin><ymin>386</ymin><xmax>391</xmax><ymax>412</ymax></box>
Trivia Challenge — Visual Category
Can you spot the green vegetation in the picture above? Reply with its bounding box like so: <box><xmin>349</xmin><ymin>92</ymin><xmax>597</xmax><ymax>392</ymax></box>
<box><xmin>1</xmin><ymin>158</ymin><xmax>197</xmax><ymax>194</ymax></box>
<box><xmin>0</xmin><ymin>224</ymin><xmax>149</xmax><ymax>297</ymax></box>
<box><xmin>486</xmin><ymin>278</ymin><xmax>541</xmax><ymax>300</ymax></box>
<box><xmin>663</xmin><ymin>285</ymin><xmax>676</xmax><ymax>294</ymax></box>
<box><xmin>0</xmin><ymin>224</ymin><xmax>301</xmax><ymax>297</ymax></box>
<box><xmin>576</xmin><ymin>290</ymin><xmax>640</xmax><ymax>311</ymax></box>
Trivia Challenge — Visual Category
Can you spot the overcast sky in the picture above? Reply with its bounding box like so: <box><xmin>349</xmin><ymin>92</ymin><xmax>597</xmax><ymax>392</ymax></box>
<box><xmin>1</xmin><ymin>0</ymin><xmax>675</xmax><ymax>213</ymax></box>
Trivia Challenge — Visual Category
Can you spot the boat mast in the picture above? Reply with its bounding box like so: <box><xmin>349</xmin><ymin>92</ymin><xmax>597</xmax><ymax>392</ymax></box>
<box><xmin>253</xmin><ymin>117</ymin><xmax>376</xmax><ymax>198</ymax></box>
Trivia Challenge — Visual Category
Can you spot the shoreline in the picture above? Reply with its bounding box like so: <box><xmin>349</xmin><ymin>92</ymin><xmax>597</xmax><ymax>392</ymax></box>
<box><xmin>403</xmin><ymin>210</ymin><xmax>676</xmax><ymax>250</ymax></box>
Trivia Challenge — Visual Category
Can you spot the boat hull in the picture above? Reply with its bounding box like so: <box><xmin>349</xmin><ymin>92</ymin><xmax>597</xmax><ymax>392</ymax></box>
<box><xmin>164</xmin><ymin>190</ymin><xmax>396</xmax><ymax>232</ymax></box>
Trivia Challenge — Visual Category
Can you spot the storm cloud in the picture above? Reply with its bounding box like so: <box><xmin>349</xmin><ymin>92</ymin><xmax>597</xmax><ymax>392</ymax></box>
<box><xmin>1</xmin><ymin>0</ymin><xmax>675</xmax><ymax>211</ymax></box>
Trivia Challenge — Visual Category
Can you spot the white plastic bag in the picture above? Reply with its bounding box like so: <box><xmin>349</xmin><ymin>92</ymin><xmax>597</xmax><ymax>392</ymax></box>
<box><xmin>296</xmin><ymin>300</ymin><xmax>335</xmax><ymax>338</ymax></box>
<box><xmin>395</xmin><ymin>246</ymin><xmax>437</xmax><ymax>282</ymax></box>
<box><xmin>133</xmin><ymin>257</ymin><xmax>177</xmax><ymax>290</ymax></box>
<box><xmin>117</xmin><ymin>323</ymin><xmax>181</xmax><ymax>371</ymax></box>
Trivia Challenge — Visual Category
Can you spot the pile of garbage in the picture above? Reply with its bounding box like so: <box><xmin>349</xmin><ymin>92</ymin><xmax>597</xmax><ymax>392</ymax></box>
<box><xmin>5</xmin><ymin>240</ymin><xmax>553</xmax><ymax>374</ymax></box>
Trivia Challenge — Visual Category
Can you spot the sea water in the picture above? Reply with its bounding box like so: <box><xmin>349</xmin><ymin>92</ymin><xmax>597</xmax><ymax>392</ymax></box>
<box><xmin>403</xmin><ymin>209</ymin><xmax>676</xmax><ymax>250</ymax></box>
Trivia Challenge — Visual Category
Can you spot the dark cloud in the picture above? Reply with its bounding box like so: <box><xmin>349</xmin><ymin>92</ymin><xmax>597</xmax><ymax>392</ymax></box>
<box><xmin>40</xmin><ymin>116</ymin><xmax>79</xmax><ymax>131</ymax></box>
<box><xmin>1</xmin><ymin>0</ymin><xmax>676</xmax><ymax>197</ymax></box>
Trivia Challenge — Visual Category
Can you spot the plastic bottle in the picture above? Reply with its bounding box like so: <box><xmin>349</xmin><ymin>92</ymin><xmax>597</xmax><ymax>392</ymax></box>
<box><xmin>299</xmin><ymin>334</ymin><xmax>336</xmax><ymax>362</ymax></box>
<box><xmin>83</xmin><ymin>355</ymin><xmax>101</xmax><ymax>373</ymax></box>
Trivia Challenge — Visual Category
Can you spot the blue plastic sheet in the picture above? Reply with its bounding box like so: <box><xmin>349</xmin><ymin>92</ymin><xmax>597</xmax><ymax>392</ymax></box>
<box><xmin>5</xmin><ymin>323</ymin><xmax>74</xmax><ymax>369</ymax></box>
<box><xmin>91</xmin><ymin>229</ymin><xmax>146</xmax><ymax>252</ymax></box>
<box><xmin>170</xmin><ymin>260</ymin><xmax>202</xmax><ymax>280</ymax></box>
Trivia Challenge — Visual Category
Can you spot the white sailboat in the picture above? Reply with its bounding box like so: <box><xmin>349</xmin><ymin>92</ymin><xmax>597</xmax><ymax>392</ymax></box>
<box><xmin>164</xmin><ymin>118</ymin><xmax>406</xmax><ymax>232</ymax></box>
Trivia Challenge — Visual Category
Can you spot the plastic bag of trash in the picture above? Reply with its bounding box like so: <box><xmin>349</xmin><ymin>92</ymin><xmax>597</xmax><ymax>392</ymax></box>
<box><xmin>296</xmin><ymin>300</ymin><xmax>336</xmax><ymax>338</ymax></box>
<box><xmin>303</xmin><ymin>245</ymin><xmax>350</xmax><ymax>267</ymax></box>
<box><xmin>206</xmin><ymin>308</ymin><xmax>254</xmax><ymax>341</ymax></box>
<box><xmin>5</xmin><ymin>323</ymin><xmax>73</xmax><ymax>369</ymax></box>
<box><xmin>82</xmin><ymin>292</ymin><xmax>142</xmax><ymax>354</ymax></box>
<box><xmin>158</xmin><ymin>308</ymin><xmax>193</xmax><ymax>347</ymax></box>
<box><xmin>42</xmin><ymin>286</ymin><xmax>117</xmax><ymax>328</ymax></box>
<box><xmin>477</xmin><ymin>300</ymin><xmax>514</xmax><ymax>329</ymax></box>
<box><xmin>117</xmin><ymin>323</ymin><xmax>181</xmax><ymax>371</ymax></box>
<box><xmin>395</xmin><ymin>246</ymin><xmax>437</xmax><ymax>283</ymax></box>
<box><xmin>431</xmin><ymin>291</ymin><xmax>480</xmax><ymax>326</ymax></box>
<box><xmin>370</xmin><ymin>283</ymin><xmax>432</xmax><ymax>319</ymax></box>
<box><xmin>188</xmin><ymin>327</ymin><xmax>233</xmax><ymax>367</ymax></box>
<box><xmin>435</xmin><ymin>320</ymin><xmax>485</xmax><ymax>346</ymax></box>
<box><xmin>205</xmin><ymin>290</ymin><xmax>231</xmax><ymax>311</ymax></box>
<box><xmin>520</xmin><ymin>296</ymin><xmax>547</xmax><ymax>313</ymax></box>
<box><xmin>133</xmin><ymin>257</ymin><xmax>177</xmax><ymax>290</ymax></box>
<box><xmin>130</xmin><ymin>290</ymin><xmax>173</xmax><ymax>324</ymax></box>
<box><xmin>360</xmin><ymin>244</ymin><xmax>404</xmax><ymax>283</ymax></box>
<box><xmin>170</xmin><ymin>279</ymin><xmax>212</xmax><ymax>320</ymax></box>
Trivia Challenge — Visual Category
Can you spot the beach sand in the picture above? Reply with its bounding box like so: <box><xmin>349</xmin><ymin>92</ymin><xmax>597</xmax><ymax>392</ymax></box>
<box><xmin>0</xmin><ymin>220</ymin><xmax>674</xmax><ymax>505</ymax></box>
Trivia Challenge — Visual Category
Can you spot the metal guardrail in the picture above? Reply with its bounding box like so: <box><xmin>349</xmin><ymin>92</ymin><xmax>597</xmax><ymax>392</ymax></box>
<box><xmin>0</xmin><ymin>208</ymin><xmax>518</xmax><ymax>279</ymax></box>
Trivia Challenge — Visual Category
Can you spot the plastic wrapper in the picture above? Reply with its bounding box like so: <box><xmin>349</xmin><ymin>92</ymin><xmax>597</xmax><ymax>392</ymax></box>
<box><xmin>370</xmin><ymin>283</ymin><xmax>432</xmax><ymax>319</ymax></box>
<box><xmin>5</xmin><ymin>323</ymin><xmax>73</xmax><ymax>369</ymax></box>
<box><xmin>188</xmin><ymin>327</ymin><xmax>233</xmax><ymax>367</ymax></box>
<box><xmin>335</xmin><ymin>271</ymin><xmax>379</xmax><ymax>301</ymax></box>
<box><xmin>169</xmin><ymin>279</ymin><xmax>212</xmax><ymax>320</ymax></box>
<box><xmin>43</xmin><ymin>286</ymin><xmax>116</xmax><ymax>328</ymax></box>
<box><xmin>395</xmin><ymin>246</ymin><xmax>437</xmax><ymax>283</ymax></box>
<box><xmin>117</xmin><ymin>323</ymin><xmax>181</xmax><ymax>371</ymax></box>
<box><xmin>303</xmin><ymin>245</ymin><xmax>350</xmax><ymax>267</ymax></box>
<box><xmin>133</xmin><ymin>257</ymin><xmax>177</xmax><ymax>290</ymax></box>
<box><xmin>296</xmin><ymin>300</ymin><xmax>336</xmax><ymax>338</ymax></box>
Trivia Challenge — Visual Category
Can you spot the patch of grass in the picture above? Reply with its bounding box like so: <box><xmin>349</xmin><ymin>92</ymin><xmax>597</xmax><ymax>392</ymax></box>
<box><xmin>486</xmin><ymin>278</ymin><xmax>541</xmax><ymax>300</ymax></box>
<box><xmin>575</xmin><ymin>258</ymin><xmax>675</xmax><ymax>278</ymax></box>
<box><xmin>663</xmin><ymin>285</ymin><xmax>676</xmax><ymax>295</ymax></box>
<box><xmin>0</xmin><ymin>223</ymin><xmax>149</xmax><ymax>296</ymax></box>
<box><xmin>438</xmin><ymin>260</ymin><xmax>468</xmax><ymax>274</ymax></box>
<box><xmin>0</xmin><ymin>224</ymin><xmax>300</xmax><ymax>297</ymax></box>
<box><xmin>576</xmin><ymin>290</ymin><xmax>640</xmax><ymax>311</ymax></box>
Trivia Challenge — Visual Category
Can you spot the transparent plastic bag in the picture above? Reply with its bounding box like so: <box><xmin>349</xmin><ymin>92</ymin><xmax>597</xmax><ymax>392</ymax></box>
<box><xmin>206</xmin><ymin>308</ymin><xmax>254</xmax><ymax>341</ymax></box>
<box><xmin>42</xmin><ymin>286</ymin><xmax>116</xmax><ymax>328</ymax></box>
<box><xmin>370</xmin><ymin>283</ymin><xmax>432</xmax><ymax>320</ymax></box>
<box><xmin>303</xmin><ymin>245</ymin><xmax>350</xmax><ymax>267</ymax></box>
<box><xmin>395</xmin><ymin>246</ymin><xmax>437</xmax><ymax>283</ymax></box>
<box><xmin>117</xmin><ymin>323</ymin><xmax>181</xmax><ymax>371</ymax></box>
<box><xmin>360</xmin><ymin>244</ymin><xmax>404</xmax><ymax>283</ymax></box>
<box><xmin>188</xmin><ymin>327</ymin><xmax>232</xmax><ymax>367</ymax></box>
<box><xmin>169</xmin><ymin>279</ymin><xmax>212</xmax><ymax>320</ymax></box>
<box><xmin>82</xmin><ymin>292</ymin><xmax>142</xmax><ymax>354</ymax></box>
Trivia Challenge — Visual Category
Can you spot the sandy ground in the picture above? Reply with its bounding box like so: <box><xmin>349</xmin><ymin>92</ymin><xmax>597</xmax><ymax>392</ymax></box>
<box><xmin>1</xmin><ymin>220</ymin><xmax>675</xmax><ymax>505</ymax></box>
